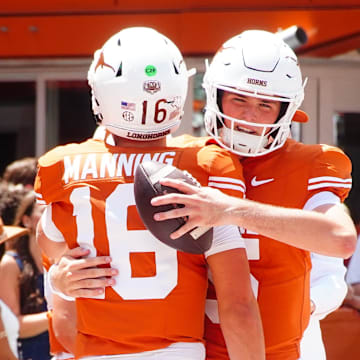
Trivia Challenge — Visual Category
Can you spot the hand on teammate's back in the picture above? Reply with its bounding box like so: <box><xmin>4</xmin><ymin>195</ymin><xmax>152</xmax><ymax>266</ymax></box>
<box><xmin>50</xmin><ymin>247</ymin><xmax>118</xmax><ymax>299</ymax></box>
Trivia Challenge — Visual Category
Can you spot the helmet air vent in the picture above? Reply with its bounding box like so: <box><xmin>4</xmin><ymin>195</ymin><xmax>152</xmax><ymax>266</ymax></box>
<box><xmin>173</xmin><ymin>61</ymin><xmax>180</xmax><ymax>75</ymax></box>
<box><xmin>116</xmin><ymin>62</ymin><xmax>122</xmax><ymax>77</ymax></box>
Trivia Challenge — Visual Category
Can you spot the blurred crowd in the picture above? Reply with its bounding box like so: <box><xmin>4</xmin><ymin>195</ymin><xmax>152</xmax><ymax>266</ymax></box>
<box><xmin>0</xmin><ymin>157</ymin><xmax>50</xmax><ymax>360</ymax></box>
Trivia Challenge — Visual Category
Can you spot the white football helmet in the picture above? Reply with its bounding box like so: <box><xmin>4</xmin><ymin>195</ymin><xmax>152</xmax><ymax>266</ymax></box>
<box><xmin>88</xmin><ymin>27</ymin><xmax>192</xmax><ymax>141</ymax></box>
<box><xmin>203</xmin><ymin>30</ymin><xmax>306</xmax><ymax>156</ymax></box>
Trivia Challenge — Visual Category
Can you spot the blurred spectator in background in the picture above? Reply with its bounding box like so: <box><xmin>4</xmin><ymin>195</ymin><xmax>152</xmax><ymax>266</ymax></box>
<box><xmin>0</xmin><ymin>216</ymin><xmax>28</xmax><ymax>360</ymax></box>
<box><xmin>0</xmin><ymin>185</ymin><xmax>50</xmax><ymax>360</ymax></box>
<box><xmin>1</xmin><ymin>155</ymin><xmax>75</xmax><ymax>359</ymax></box>
<box><xmin>0</xmin><ymin>183</ymin><xmax>25</xmax><ymax>236</ymax></box>
<box><xmin>2</xmin><ymin>157</ymin><xmax>37</xmax><ymax>189</ymax></box>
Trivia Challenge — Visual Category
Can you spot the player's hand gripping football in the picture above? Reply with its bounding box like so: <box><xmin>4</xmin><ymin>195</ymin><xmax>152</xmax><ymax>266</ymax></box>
<box><xmin>151</xmin><ymin>179</ymin><xmax>237</xmax><ymax>239</ymax></box>
<box><xmin>50</xmin><ymin>247</ymin><xmax>118</xmax><ymax>298</ymax></box>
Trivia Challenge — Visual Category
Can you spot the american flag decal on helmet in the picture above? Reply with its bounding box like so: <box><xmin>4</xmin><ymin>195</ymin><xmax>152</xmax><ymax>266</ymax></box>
<box><xmin>121</xmin><ymin>101</ymin><xmax>136</xmax><ymax>111</ymax></box>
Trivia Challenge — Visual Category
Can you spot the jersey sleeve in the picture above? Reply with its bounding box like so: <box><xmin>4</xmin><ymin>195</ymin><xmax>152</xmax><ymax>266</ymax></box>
<box><xmin>307</xmin><ymin>145</ymin><xmax>352</xmax><ymax>202</ymax></box>
<box><xmin>205</xmin><ymin>225</ymin><xmax>246</xmax><ymax>258</ymax></box>
<box><xmin>34</xmin><ymin>149</ymin><xmax>66</xmax><ymax>205</ymax></box>
<box><xmin>41</xmin><ymin>205</ymin><xmax>66</xmax><ymax>243</ymax></box>
<box><xmin>303</xmin><ymin>191</ymin><xmax>340</xmax><ymax>211</ymax></box>
<box><xmin>198</xmin><ymin>144</ymin><xmax>245</xmax><ymax>199</ymax></box>
<box><xmin>35</xmin><ymin>149</ymin><xmax>69</xmax><ymax>245</ymax></box>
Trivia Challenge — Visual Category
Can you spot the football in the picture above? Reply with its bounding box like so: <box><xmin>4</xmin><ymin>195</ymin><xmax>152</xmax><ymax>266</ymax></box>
<box><xmin>134</xmin><ymin>161</ymin><xmax>213</xmax><ymax>254</ymax></box>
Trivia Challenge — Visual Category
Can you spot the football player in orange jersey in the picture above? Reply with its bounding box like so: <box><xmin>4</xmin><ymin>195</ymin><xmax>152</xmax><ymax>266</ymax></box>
<box><xmin>35</xmin><ymin>27</ymin><xmax>265</xmax><ymax>360</ymax></box>
<box><xmin>151</xmin><ymin>30</ymin><xmax>357</xmax><ymax>360</ymax></box>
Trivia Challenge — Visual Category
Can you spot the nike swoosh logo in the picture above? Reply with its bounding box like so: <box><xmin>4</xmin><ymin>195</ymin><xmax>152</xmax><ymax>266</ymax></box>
<box><xmin>251</xmin><ymin>176</ymin><xmax>274</xmax><ymax>187</ymax></box>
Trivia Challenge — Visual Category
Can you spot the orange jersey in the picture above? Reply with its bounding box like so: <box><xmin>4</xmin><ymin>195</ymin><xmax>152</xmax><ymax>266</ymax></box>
<box><xmin>205</xmin><ymin>139</ymin><xmax>352</xmax><ymax>360</ymax></box>
<box><xmin>34</xmin><ymin>134</ymin><xmax>245</xmax><ymax>358</ymax></box>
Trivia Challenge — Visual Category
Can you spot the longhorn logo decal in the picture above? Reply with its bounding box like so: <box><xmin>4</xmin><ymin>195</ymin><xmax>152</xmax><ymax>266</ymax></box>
<box><xmin>95</xmin><ymin>52</ymin><xmax>115</xmax><ymax>73</ymax></box>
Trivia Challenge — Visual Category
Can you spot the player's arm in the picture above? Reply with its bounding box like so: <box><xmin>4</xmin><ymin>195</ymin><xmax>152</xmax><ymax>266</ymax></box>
<box><xmin>230</xmin><ymin>199</ymin><xmax>356</xmax><ymax>258</ymax></box>
<box><xmin>44</xmin><ymin>256</ymin><xmax>76</xmax><ymax>356</ymax></box>
<box><xmin>151</xmin><ymin>179</ymin><xmax>356</xmax><ymax>258</ymax></box>
<box><xmin>36</xmin><ymin>219</ymin><xmax>68</xmax><ymax>263</ymax></box>
<box><xmin>207</xmin><ymin>248</ymin><xmax>265</xmax><ymax>360</ymax></box>
<box><xmin>52</xmin><ymin>295</ymin><xmax>77</xmax><ymax>354</ymax></box>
